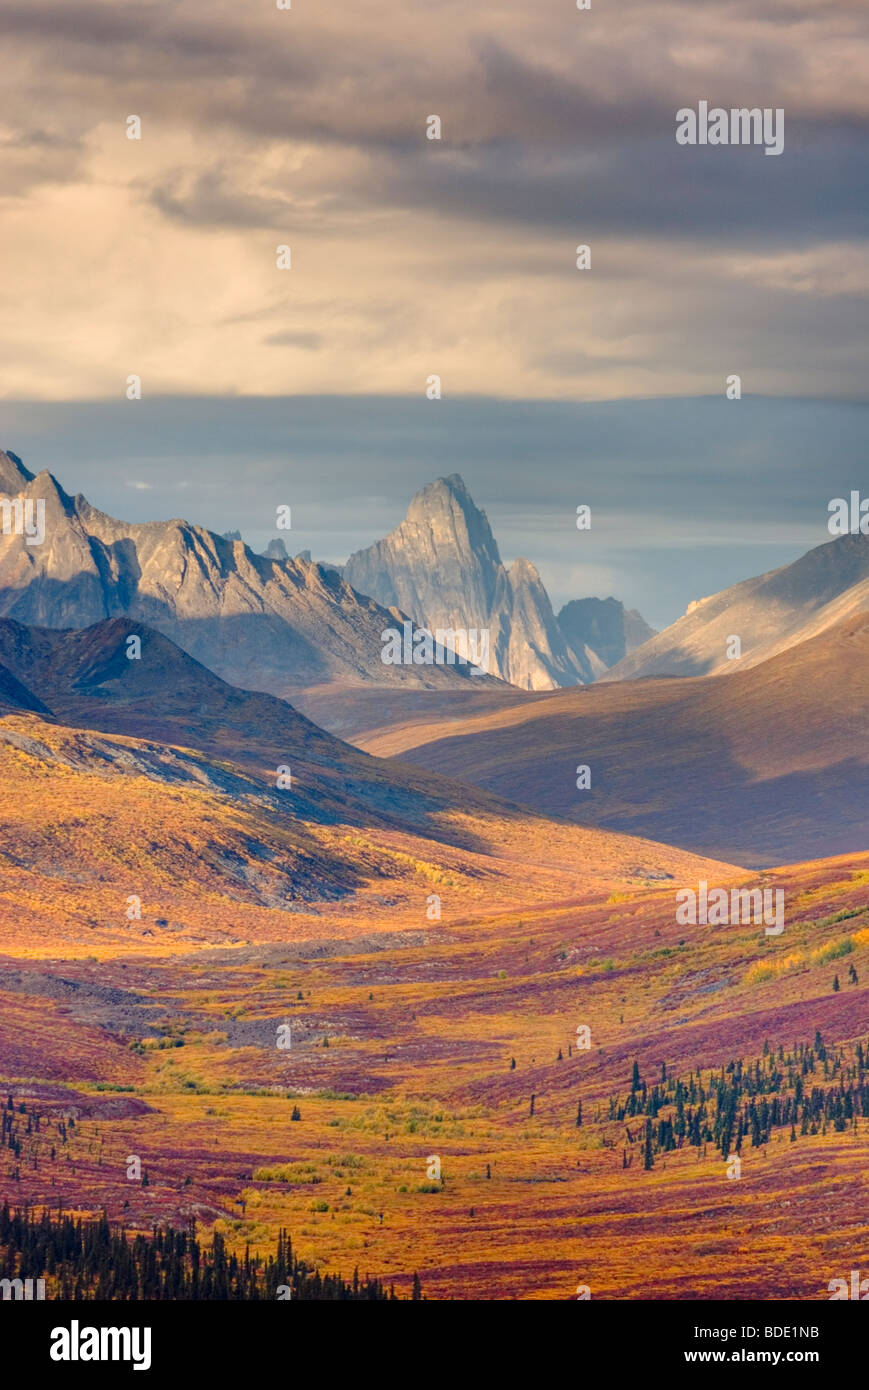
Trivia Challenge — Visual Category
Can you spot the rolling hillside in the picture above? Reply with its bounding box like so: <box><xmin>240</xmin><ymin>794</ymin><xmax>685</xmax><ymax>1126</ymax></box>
<box><xmin>355</xmin><ymin>613</ymin><xmax>869</xmax><ymax>866</ymax></box>
<box><xmin>0</xmin><ymin>617</ymin><xmax>738</xmax><ymax>959</ymax></box>
<box><xmin>2</xmin><ymin>843</ymin><xmax>867</xmax><ymax>1298</ymax></box>
<box><xmin>605</xmin><ymin>528</ymin><xmax>869</xmax><ymax>681</ymax></box>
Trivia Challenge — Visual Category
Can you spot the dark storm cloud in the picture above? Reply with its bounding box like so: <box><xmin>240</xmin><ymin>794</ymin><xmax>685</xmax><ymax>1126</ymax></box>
<box><xmin>363</xmin><ymin>130</ymin><xmax>869</xmax><ymax>245</ymax></box>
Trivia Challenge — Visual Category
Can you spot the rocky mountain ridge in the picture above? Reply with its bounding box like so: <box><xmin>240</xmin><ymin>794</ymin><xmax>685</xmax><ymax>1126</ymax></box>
<box><xmin>605</xmin><ymin>527</ymin><xmax>869</xmax><ymax>681</ymax></box>
<box><xmin>345</xmin><ymin>474</ymin><xmax>602</xmax><ymax>690</ymax></box>
<box><xmin>0</xmin><ymin>451</ymin><xmax>495</xmax><ymax>695</ymax></box>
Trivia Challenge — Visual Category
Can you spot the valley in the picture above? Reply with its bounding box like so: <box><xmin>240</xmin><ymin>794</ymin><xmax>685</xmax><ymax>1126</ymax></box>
<box><xmin>1</xmin><ymin>452</ymin><xmax>866</xmax><ymax>1303</ymax></box>
<box><xmin>2</xmin><ymin>848</ymin><xmax>867</xmax><ymax>1299</ymax></box>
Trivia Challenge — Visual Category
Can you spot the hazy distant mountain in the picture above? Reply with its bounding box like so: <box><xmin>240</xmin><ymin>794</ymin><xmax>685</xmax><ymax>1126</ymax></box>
<box><xmin>367</xmin><ymin>611</ymin><xmax>869</xmax><ymax>866</ymax></box>
<box><xmin>344</xmin><ymin>474</ymin><xmax>596</xmax><ymax>690</ymax></box>
<box><xmin>557</xmin><ymin>597</ymin><xmax>656</xmax><ymax>671</ymax></box>
<box><xmin>605</xmin><ymin>530</ymin><xmax>869</xmax><ymax>681</ymax></box>
<box><xmin>0</xmin><ymin>452</ymin><xmax>496</xmax><ymax>695</ymax></box>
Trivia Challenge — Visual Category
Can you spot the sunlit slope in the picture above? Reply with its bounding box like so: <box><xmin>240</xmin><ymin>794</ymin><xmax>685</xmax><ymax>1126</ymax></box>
<box><xmin>605</xmin><ymin>528</ymin><xmax>869</xmax><ymax>681</ymax></box>
<box><xmin>364</xmin><ymin>613</ymin><xmax>869</xmax><ymax>866</ymax></box>
<box><xmin>1</xmin><ymin>848</ymin><xmax>866</xmax><ymax>1298</ymax></box>
<box><xmin>0</xmin><ymin>702</ymin><xmax>737</xmax><ymax>959</ymax></box>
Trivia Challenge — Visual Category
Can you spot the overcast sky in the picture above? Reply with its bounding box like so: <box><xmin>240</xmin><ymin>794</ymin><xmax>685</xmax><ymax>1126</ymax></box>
<box><xmin>1</xmin><ymin>0</ymin><xmax>867</xmax><ymax>627</ymax></box>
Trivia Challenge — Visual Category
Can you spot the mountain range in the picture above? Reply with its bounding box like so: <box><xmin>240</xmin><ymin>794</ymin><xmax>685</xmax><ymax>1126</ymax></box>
<box><xmin>0</xmin><ymin>452</ymin><xmax>494</xmax><ymax>696</ymax></box>
<box><xmin>0</xmin><ymin>452</ymin><xmax>659</xmax><ymax>695</ymax></box>
<box><xmin>4</xmin><ymin>443</ymin><xmax>869</xmax><ymax>869</ymax></box>
<box><xmin>343</xmin><ymin>473</ymin><xmax>654</xmax><ymax>689</ymax></box>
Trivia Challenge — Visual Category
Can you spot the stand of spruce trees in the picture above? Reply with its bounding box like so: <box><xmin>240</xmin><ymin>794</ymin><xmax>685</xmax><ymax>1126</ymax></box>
<box><xmin>0</xmin><ymin>1205</ymin><xmax>417</xmax><ymax>1300</ymax></box>
<box><xmin>611</xmin><ymin>1032</ymin><xmax>868</xmax><ymax>1168</ymax></box>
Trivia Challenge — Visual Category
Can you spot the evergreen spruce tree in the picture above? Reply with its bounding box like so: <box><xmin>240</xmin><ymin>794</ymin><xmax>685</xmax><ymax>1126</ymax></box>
<box><xmin>643</xmin><ymin>1120</ymin><xmax>654</xmax><ymax>1170</ymax></box>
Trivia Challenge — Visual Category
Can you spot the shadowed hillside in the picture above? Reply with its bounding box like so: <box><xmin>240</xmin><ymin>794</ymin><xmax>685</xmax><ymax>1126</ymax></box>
<box><xmin>0</xmin><ymin>617</ymin><xmax>737</xmax><ymax>959</ymax></box>
<box><xmin>352</xmin><ymin>613</ymin><xmax>869</xmax><ymax>866</ymax></box>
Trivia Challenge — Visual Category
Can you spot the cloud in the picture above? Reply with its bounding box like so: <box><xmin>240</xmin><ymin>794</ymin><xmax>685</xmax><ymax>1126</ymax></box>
<box><xmin>148</xmin><ymin>169</ymin><xmax>295</xmax><ymax>230</ymax></box>
<box><xmin>1</xmin><ymin>0</ymin><xmax>868</xmax><ymax>399</ymax></box>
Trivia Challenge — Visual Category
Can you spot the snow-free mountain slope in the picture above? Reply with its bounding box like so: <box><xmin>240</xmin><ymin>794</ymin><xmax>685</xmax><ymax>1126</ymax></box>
<box><xmin>0</xmin><ymin>451</ymin><xmax>493</xmax><ymax>694</ymax></box>
<box><xmin>344</xmin><ymin>474</ymin><xmax>595</xmax><ymax>689</ymax></box>
<box><xmin>605</xmin><ymin>530</ymin><xmax>869</xmax><ymax>681</ymax></box>
<box><xmin>362</xmin><ymin>612</ymin><xmax>869</xmax><ymax>866</ymax></box>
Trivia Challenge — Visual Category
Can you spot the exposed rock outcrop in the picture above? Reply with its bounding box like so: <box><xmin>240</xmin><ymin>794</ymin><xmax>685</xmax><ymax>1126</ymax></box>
<box><xmin>0</xmin><ymin>452</ymin><xmax>494</xmax><ymax>694</ymax></box>
<box><xmin>344</xmin><ymin>474</ymin><xmax>590</xmax><ymax>689</ymax></box>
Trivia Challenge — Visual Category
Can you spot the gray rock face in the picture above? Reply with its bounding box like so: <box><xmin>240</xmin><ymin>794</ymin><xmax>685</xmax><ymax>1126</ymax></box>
<box><xmin>558</xmin><ymin>597</ymin><xmax>657</xmax><ymax>670</ymax></box>
<box><xmin>0</xmin><ymin>452</ymin><xmax>494</xmax><ymax>694</ymax></box>
<box><xmin>344</xmin><ymin>474</ymin><xmax>589</xmax><ymax>690</ymax></box>
<box><xmin>604</xmin><ymin>530</ymin><xmax>869</xmax><ymax>681</ymax></box>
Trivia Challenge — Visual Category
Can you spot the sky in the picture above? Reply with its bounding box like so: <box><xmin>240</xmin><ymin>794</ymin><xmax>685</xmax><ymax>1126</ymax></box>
<box><xmin>1</xmin><ymin>0</ymin><xmax>867</xmax><ymax>627</ymax></box>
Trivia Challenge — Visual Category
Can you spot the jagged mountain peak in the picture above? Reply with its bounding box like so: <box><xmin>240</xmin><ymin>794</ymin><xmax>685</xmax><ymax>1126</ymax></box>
<box><xmin>0</xmin><ymin>456</ymin><xmax>74</xmax><ymax>514</ymax></box>
<box><xmin>0</xmin><ymin>450</ymin><xmax>35</xmax><ymax>492</ymax></box>
<box><xmin>0</xmin><ymin>455</ymin><xmax>495</xmax><ymax>693</ymax></box>
<box><xmin>508</xmin><ymin>556</ymin><xmax>542</xmax><ymax>583</ymax></box>
<box><xmin>345</xmin><ymin>477</ymin><xmax>587</xmax><ymax>690</ymax></box>
<box><xmin>408</xmin><ymin>472</ymin><xmax>471</xmax><ymax>508</ymax></box>
<box><xmin>402</xmin><ymin>474</ymin><xmax>502</xmax><ymax>568</ymax></box>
